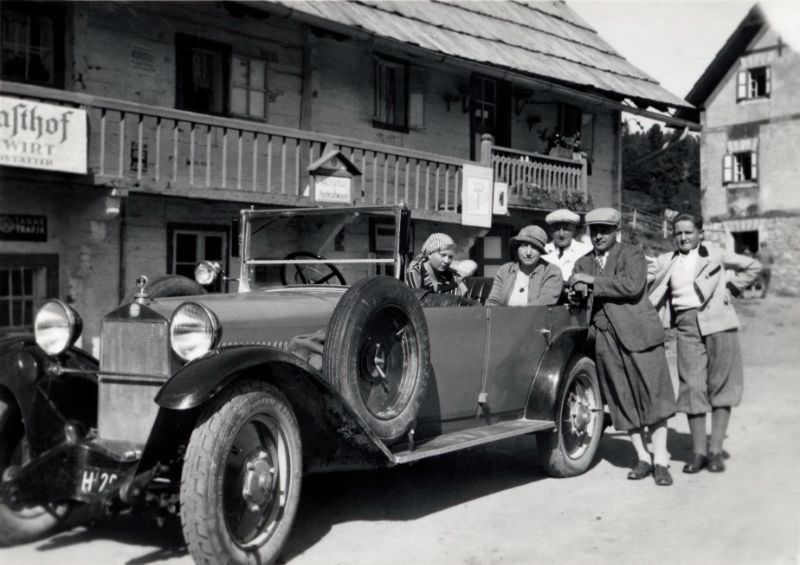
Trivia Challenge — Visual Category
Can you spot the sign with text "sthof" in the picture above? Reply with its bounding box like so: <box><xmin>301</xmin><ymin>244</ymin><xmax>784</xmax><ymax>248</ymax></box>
<box><xmin>0</xmin><ymin>95</ymin><xmax>87</xmax><ymax>174</ymax></box>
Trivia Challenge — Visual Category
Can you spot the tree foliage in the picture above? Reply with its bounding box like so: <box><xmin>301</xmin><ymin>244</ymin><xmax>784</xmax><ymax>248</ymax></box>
<box><xmin>622</xmin><ymin>122</ymin><xmax>700</xmax><ymax>215</ymax></box>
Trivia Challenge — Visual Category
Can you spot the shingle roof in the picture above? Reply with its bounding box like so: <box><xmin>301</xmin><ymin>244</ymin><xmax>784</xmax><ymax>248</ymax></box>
<box><xmin>272</xmin><ymin>0</ymin><xmax>691</xmax><ymax>111</ymax></box>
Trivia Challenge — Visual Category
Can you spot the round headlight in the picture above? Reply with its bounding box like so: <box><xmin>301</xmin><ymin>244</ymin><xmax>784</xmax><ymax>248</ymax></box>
<box><xmin>34</xmin><ymin>300</ymin><xmax>83</xmax><ymax>356</ymax></box>
<box><xmin>194</xmin><ymin>261</ymin><xmax>221</xmax><ymax>286</ymax></box>
<box><xmin>169</xmin><ymin>302</ymin><xmax>221</xmax><ymax>362</ymax></box>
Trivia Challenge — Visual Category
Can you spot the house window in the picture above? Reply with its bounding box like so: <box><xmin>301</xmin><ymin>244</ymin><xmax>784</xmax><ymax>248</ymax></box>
<box><xmin>176</xmin><ymin>34</ymin><xmax>229</xmax><ymax>115</ymax></box>
<box><xmin>373</xmin><ymin>56</ymin><xmax>408</xmax><ymax>131</ymax></box>
<box><xmin>469</xmin><ymin>75</ymin><xmax>510</xmax><ymax>160</ymax></box>
<box><xmin>723</xmin><ymin>151</ymin><xmax>758</xmax><ymax>183</ymax></box>
<box><xmin>0</xmin><ymin>254</ymin><xmax>58</xmax><ymax>338</ymax></box>
<box><xmin>231</xmin><ymin>55</ymin><xmax>267</xmax><ymax>119</ymax></box>
<box><xmin>167</xmin><ymin>224</ymin><xmax>228</xmax><ymax>292</ymax></box>
<box><xmin>736</xmin><ymin>66</ymin><xmax>770</xmax><ymax>101</ymax></box>
<box><xmin>0</xmin><ymin>2</ymin><xmax>64</xmax><ymax>86</ymax></box>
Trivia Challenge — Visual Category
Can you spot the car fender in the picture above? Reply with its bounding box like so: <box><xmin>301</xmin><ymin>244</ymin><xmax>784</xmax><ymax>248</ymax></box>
<box><xmin>0</xmin><ymin>336</ymin><xmax>98</xmax><ymax>453</ymax></box>
<box><xmin>525</xmin><ymin>327</ymin><xmax>590</xmax><ymax>421</ymax></box>
<box><xmin>152</xmin><ymin>346</ymin><xmax>393</xmax><ymax>473</ymax></box>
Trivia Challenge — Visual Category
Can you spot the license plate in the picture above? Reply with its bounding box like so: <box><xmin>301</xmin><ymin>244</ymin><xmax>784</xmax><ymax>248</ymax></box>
<box><xmin>79</xmin><ymin>468</ymin><xmax>119</xmax><ymax>495</ymax></box>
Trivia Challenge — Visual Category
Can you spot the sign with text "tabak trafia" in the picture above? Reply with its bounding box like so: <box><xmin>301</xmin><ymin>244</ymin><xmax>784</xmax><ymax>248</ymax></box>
<box><xmin>0</xmin><ymin>95</ymin><xmax>87</xmax><ymax>174</ymax></box>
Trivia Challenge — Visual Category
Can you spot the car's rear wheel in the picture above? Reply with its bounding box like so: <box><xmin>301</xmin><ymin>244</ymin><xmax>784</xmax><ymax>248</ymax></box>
<box><xmin>323</xmin><ymin>276</ymin><xmax>430</xmax><ymax>443</ymax></box>
<box><xmin>536</xmin><ymin>357</ymin><xmax>603</xmax><ymax>477</ymax></box>
<box><xmin>0</xmin><ymin>396</ymin><xmax>72</xmax><ymax>546</ymax></box>
<box><xmin>180</xmin><ymin>380</ymin><xmax>302</xmax><ymax>565</ymax></box>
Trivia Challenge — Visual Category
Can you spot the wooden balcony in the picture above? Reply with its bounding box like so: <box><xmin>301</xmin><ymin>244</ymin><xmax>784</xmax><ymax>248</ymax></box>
<box><xmin>492</xmin><ymin>145</ymin><xmax>589</xmax><ymax>211</ymax></box>
<box><xmin>2</xmin><ymin>82</ymin><xmax>588</xmax><ymax>219</ymax></box>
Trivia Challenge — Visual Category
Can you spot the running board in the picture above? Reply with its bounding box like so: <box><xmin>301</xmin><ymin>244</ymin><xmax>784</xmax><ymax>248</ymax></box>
<box><xmin>391</xmin><ymin>419</ymin><xmax>554</xmax><ymax>465</ymax></box>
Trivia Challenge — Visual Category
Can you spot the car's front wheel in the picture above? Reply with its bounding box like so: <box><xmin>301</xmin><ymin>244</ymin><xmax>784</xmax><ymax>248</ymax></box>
<box><xmin>180</xmin><ymin>381</ymin><xmax>302</xmax><ymax>565</ymax></box>
<box><xmin>536</xmin><ymin>357</ymin><xmax>603</xmax><ymax>477</ymax></box>
<box><xmin>0</xmin><ymin>395</ymin><xmax>72</xmax><ymax>546</ymax></box>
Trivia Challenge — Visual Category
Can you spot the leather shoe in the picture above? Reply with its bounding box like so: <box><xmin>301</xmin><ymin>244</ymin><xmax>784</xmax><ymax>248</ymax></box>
<box><xmin>654</xmin><ymin>465</ymin><xmax>673</xmax><ymax>486</ymax></box>
<box><xmin>627</xmin><ymin>460</ymin><xmax>652</xmax><ymax>480</ymax></box>
<box><xmin>707</xmin><ymin>452</ymin><xmax>726</xmax><ymax>472</ymax></box>
<box><xmin>682</xmin><ymin>453</ymin><xmax>708</xmax><ymax>474</ymax></box>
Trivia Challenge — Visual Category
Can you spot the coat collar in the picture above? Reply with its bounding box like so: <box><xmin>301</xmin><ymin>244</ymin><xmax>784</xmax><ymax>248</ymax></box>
<box><xmin>669</xmin><ymin>244</ymin><xmax>711</xmax><ymax>276</ymax></box>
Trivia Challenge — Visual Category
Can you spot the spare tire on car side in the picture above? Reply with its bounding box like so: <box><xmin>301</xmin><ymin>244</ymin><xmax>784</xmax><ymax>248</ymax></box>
<box><xmin>323</xmin><ymin>276</ymin><xmax>430</xmax><ymax>443</ymax></box>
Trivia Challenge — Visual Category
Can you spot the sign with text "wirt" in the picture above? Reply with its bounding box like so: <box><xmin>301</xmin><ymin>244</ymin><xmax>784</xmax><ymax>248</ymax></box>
<box><xmin>0</xmin><ymin>95</ymin><xmax>87</xmax><ymax>174</ymax></box>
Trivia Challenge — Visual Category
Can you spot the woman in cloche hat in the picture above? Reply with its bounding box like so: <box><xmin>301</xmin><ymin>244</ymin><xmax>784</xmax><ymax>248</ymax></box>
<box><xmin>485</xmin><ymin>225</ymin><xmax>563</xmax><ymax>306</ymax></box>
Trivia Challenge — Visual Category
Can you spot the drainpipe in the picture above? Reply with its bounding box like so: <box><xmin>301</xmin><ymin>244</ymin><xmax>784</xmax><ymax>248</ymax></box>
<box><xmin>118</xmin><ymin>196</ymin><xmax>127</xmax><ymax>303</ymax></box>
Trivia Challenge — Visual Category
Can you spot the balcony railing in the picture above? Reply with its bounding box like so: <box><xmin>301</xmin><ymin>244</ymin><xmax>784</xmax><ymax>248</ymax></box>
<box><xmin>2</xmin><ymin>82</ymin><xmax>465</xmax><ymax>219</ymax></box>
<box><xmin>3</xmin><ymin>82</ymin><xmax>588</xmax><ymax>219</ymax></box>
<box><xmin>491</xmin><ymin>145</ymin><xmax>588</xmax><ymax>210</ymax></box>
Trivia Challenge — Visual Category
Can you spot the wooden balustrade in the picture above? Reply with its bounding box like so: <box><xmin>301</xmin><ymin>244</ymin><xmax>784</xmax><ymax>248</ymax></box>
<box><xmin>3</xmin><ymin>81</ymin><xmax>587</xmax><ymax>217</ymax></box>
<box><xmin>2</xmin><ymin>81</ymin><xmax>463</xmax><ymax>217</ymax></box>
<box><xmin>492</xmin><ymin>145</ymin><xmax>588</xmax><ymax>210</ymax></box>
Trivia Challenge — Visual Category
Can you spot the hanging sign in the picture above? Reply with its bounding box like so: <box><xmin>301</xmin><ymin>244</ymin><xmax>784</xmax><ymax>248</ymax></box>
<box><xmin>0</xmin><ymin>95</ymin><xmax>87</xmax><ymax>174</ymax></box>
<box><xmin>461</xmin><ymin>164</ymin><xmax>494</xmax><ymax>228</ymax></box>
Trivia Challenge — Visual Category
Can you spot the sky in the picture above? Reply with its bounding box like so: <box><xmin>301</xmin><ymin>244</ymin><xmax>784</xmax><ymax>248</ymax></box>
<box><xmin>568</xmin><ymin>0</ymin><xmax>765</xmax><ymax>99</ymax></box>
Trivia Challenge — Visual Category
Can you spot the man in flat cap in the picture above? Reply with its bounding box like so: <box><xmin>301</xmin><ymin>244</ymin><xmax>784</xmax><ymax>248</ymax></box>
<box><xmin>543</xmin><ymin>208</ymin><xmax>592</xmax><ymax>282</ymax></box>
<box><xmin>569</xmin><ymin>207</ymin><xmax>677</xmax><ymax>486</ymax></box>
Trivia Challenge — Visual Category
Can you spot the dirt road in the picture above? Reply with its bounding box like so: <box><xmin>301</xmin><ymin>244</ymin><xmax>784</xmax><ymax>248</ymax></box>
<box><xmin>2</xmin><ymin>296</ymin><xmax>799</xmax><ymax>565</ymax></box>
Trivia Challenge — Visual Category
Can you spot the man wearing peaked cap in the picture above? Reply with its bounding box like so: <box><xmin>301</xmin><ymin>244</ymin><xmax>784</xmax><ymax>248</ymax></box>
<box><xmin>545</xmin><ymin>208</ymin><xmax>581</xmax><ymax>225</ymax></box>
<box><xmin>569</xmin><ymin>206</ymin><xmax>677</xmax><ymax>486</ymax></box>
<box><xmin>543</xmin><ymin>208</ymin><xmax>592</xmax><ymax>282</ymax></box>
<box><xmin>584</xmin><ymin>207</ymin><xmax>621</xmax><ymax>226</ymax></box>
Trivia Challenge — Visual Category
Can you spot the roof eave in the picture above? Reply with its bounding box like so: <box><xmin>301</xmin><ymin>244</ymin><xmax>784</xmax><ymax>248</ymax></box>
<box><xmin>683</xmin><ymin>4</ymin><xmax>765</xmax><ymax>110</ymax></box>
<box><xmin>250</xmin><ymin>0</ymin><xmax>696</xmax><ymax>127</ymax></box>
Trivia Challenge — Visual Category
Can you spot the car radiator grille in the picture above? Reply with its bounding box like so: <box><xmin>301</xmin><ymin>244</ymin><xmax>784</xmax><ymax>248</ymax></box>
<box><xmin>98</xmin><ymin>318</ymin><xmax>172</xmax><ymax>445</ymax></box>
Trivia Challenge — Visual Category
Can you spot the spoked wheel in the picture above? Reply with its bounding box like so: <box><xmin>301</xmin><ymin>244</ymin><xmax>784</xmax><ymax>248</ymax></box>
<box><xmin>0</xmin><ymin>397</ymin><xmax>72</xmax><ymax>546</ymax></box>
<box><xmin>181</xmin><ymin>381</ymin><xmax>302</xmax><ymax>565</ymax></box>
<box><xmin>536</xmin><ymin>357</ymin><xmax>603</xmax><ymax>477</ymax></box>
<box><xmin>279</xmin><ymin>251</ymin><xmax>346</xmax><ymax>286</ymax></box>
<box><xmin>324</xmin><ymin>276</ymin><xmax>430</xmax><ymax>443</ymax></box>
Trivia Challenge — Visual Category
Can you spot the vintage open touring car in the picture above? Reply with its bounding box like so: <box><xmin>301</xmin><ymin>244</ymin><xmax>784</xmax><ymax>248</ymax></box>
<box><xmin>0</xmin><ymin>204</ymin><xmax>603</xmax><ymax>564</ymax></box>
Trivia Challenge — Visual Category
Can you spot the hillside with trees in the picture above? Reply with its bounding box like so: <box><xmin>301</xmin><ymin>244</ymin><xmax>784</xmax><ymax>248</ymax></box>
<box><xmin>622</xmin><ymin>122</ymin><xmax>701</xmax><ymax>217</ymax></box>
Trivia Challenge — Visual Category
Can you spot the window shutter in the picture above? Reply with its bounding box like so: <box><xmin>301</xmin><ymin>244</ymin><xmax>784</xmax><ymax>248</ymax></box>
<box><xmin>722</xmin><ymin>153</ymin><xmax>733</xmax><ymax>183</ymax></box>
<box><xmin>765</xmin><ymin>66</ymin><xmax>771</xmax><ymax>96</ymax></box>
<box><xmin>408</xmin><ymin>67</ymin><xmax>426</xmax><ymax>129</ymax></box>
<box><xmin>736</xmin><ymin>70</ymin><xmax>747</xmax><ymax>100</ymax></box>
<box><xmin>751</xmin><ymin>151</ymin><xmax>758</xmax><ymax>181</ymax></box>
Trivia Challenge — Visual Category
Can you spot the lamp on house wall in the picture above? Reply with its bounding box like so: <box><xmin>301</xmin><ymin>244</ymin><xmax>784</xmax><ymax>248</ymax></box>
<box><xmin>443</xmin><ymin>92</ymin><xmax>461</xmax><ymax>112</ymax></box>
<box><xmin>457</xmin><ymin>85</ymin><xmax>471</xmax><ymax>113</ymax></box>
<box><xmin>443</xmin><ymin>85</ymin><xmax>471</xmax><ymax>113</ymax></box>
<box><xmin>513</xmin><ymin>87</ymin><xmax>536</xmax><ymax>116</ymax></box>
<box><xmin>525</xmin><ymin>114</ymin><xmax>541</xmax><ymax>132</ymax></box>
<box><xmin>104</xmin><ymin>188</ymin><xmax>123</xmax><ymax>219</ymax></box>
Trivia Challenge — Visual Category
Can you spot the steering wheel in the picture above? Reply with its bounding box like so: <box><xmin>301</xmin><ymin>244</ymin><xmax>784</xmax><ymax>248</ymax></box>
<box><xmin>280</xmin><ymin>251</ymin><xmax>347</xmax><ymax>286</ymax></box>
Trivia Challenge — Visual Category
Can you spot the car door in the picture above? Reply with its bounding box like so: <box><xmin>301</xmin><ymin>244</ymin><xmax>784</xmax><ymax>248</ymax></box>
<box><xmin>482</xmin><ymin>305</ymin><xmax>553</xmax><ymax>417</ymax></box>
<box><xmin>416</xmin><ymin>306</ymin><xmax>487</xmax><ymax>426</ymax></box>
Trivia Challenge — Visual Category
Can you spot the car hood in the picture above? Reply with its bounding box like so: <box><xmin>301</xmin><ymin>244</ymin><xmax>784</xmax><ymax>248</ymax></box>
<box><xmin>147</xmin><ymin>286</ymin><xmax>347</xmax><ymax>348</ymax></box>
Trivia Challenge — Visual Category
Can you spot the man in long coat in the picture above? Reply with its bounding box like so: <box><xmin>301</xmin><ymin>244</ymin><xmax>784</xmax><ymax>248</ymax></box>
<box><xmin>569</xmin><ymin>208</ymin><xmax>676</xmax><ymax>486</ymax></box>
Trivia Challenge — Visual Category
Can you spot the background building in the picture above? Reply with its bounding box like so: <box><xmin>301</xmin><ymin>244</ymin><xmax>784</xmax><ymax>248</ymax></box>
<box><xmin>0</xmin><ymin>0</ymin><xmax>691</xmax><ymax>347</ymax></box>
<box><xmin>682</xmin><ymin>3</ymin><xmax>800</xmax><ymax>295</ymax></box>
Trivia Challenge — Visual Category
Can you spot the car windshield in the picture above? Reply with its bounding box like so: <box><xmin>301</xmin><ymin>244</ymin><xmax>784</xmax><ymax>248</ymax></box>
<box><xmin>238</xmin><ymin>206</ymin><xmax>407</xmax><ymax>291</ymax></box>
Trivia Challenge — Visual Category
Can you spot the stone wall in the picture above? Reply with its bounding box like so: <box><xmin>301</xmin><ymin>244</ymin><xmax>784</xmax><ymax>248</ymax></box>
<box><xmin>705</xmin><ymin>214</ymin><xmax>800</xmax><ymax>297</ymax></box>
